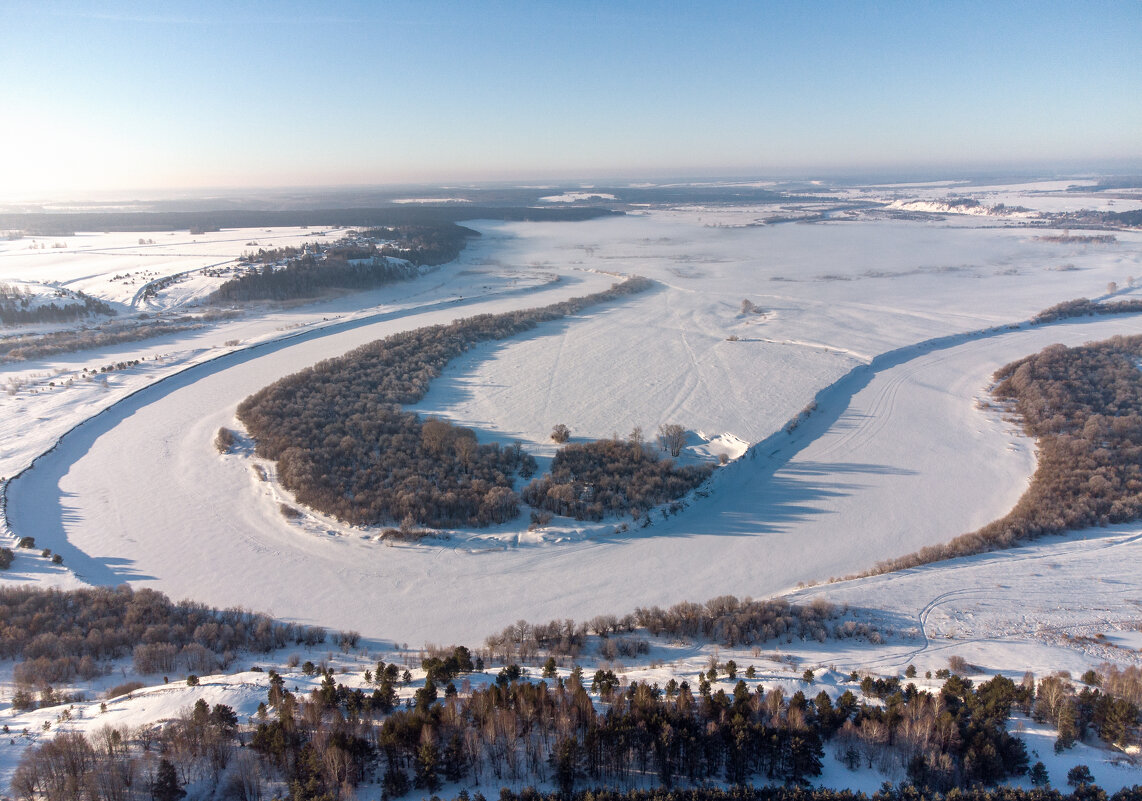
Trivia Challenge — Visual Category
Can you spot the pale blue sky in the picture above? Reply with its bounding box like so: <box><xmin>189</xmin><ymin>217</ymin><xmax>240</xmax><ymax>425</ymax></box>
<box><xmin>2</xmin><ymin>0</ymin><xmax>1140</xmax><ymax>196</ymax></box>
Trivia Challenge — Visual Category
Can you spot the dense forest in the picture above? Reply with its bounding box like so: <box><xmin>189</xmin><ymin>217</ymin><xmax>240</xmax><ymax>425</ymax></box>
<box><xmin>210</xmin><ymin>225</ymin><xmax>477</xmax><ymax>303</ymax></box>
<box><xmin>6</xmin><ymin>585</ymin><xmax>1141</xmax><ymax>801</ymax></box>
<box><xmin>237</xmin><ymin>278</ymin><xmax>653</xmax><ymax>528</ymax></box>
<box><xmin>522</xmin><ymin>439</ymin><xmax>712</xmax><ymax>521</ymax></box>
<box><xmin>0</xmin><ymin>284</ymin><xmax>115</xmax><ymax>326</ymax></box>
<box><xmin>16</xmin><ymin>661</ymin><xmax>1109</xmax><ymax>801</ymax></box>
<box><xmin>870</xmin><ymin>334</ymin><xmax>1142</xmax><ymax>574</ymax></box>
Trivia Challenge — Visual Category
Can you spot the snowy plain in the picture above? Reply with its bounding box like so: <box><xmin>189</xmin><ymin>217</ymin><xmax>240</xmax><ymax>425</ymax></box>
<box><xmin>4</xmin><ymin>181</ymin><xmax>1142</xmax><ymax>788</ymax></box>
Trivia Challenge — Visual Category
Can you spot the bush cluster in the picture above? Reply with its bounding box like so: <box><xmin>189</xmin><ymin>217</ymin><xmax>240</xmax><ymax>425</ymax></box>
<box><xmin>0</xmin><ymin>585</ymin><xmax>329</xmax><ymax>685</ymax></box>
<box><xmin>522</xmin><ymin>439</ymin><xmax>711</xmax><ymax>521</ymax></box>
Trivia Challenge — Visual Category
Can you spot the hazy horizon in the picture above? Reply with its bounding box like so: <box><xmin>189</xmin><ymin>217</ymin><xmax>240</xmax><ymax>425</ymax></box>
<box><xmin>3</xmin><ymin>0</ymin><xmax>1140</xmax><ymax>200</ymax></box>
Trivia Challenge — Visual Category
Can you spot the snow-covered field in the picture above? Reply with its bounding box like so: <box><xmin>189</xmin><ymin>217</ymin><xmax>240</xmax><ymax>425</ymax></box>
<box><xmin>4</xmin><ymin>179</ymin><xmax>1142</xmax><ymax>790</ymax></box>
<box><xmin>0</xmin><ymin>228</ymin><xmax>348</xmax><ymax>313</ymax></box>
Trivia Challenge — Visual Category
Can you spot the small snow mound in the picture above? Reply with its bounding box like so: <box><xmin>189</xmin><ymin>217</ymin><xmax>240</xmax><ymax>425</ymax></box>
<box><xmin>690</xmin><ymin>431</ymin><xmax>749</xmax><ymax>463</ymax></box>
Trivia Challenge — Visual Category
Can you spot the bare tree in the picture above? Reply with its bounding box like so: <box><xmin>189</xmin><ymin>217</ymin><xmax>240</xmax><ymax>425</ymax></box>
<box><xmin>550</xmin><ymin>424</ymin><xmax>570</xmax><ymax>443</ymax></box>
<box><xmin>658</xmin><ymin>424</ymin><xmax>686</xmax><ymax>457</ymax></box>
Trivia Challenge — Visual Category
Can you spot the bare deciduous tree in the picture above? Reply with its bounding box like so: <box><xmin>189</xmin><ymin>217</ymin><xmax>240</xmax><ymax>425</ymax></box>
<box><xmin>658</xmin><ymin>423</ymin><xmax>686</xmax><ymax>457</ymax></box>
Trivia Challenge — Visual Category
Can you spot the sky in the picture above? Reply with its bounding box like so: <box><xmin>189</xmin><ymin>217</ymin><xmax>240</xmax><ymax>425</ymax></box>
<box><xmin>1</xmin><ymin>0</ymin><xmax>1140</xmax><ymax>198</ymax></box>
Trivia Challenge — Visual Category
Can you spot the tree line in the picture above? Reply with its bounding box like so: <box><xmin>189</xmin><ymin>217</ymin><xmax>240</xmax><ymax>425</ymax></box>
<box><xmin>867</xmin><ymin>333</ymin><xmax>1142</xmax><ymax>575</ymax></box>
<box><xmin>0</xmin><ymin>585</ymin><xmax>333</xmax><ymax>695</ymax></box>
<box><xmin>481</xmin><ymin>595</ymin><xmax>880</xmax><ymax>667</ymax></box>
<box><xmin>236</xmin><ymin>277</ymin><xmax>653</xmax><ymax>529</ymax></box>
<box><xmin>1031</xmin><ymin>298</ymin><xmax>1142</xmax><ymax>325</ymax></box>
<box><xmin>12</xmin><ymin>661</ymin><xmax>1059</xmax><ymax>801</ymax></box>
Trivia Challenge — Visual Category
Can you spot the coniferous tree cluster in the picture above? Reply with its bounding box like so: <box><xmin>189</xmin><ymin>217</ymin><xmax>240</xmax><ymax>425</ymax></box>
<box><xmin>521</xmin><ymin>439</ymin><xmax>712</xmax><ymax>521</ymax></box>
<box><xmin>871</xmin><ymin>334</ymin><xmax>1142</xmax><ymax>575</ymax></box>
<box><xmin>210</xmin><ymin>225</ymin><xmax>477</xmax><ymax>303</ymax></box>
<box><xmin>237</xmin><ymin>278</ymin><xmax>653</xmax><ymax>528</ymax></box>
<box><xmin>13</xmin><ymin>662</ymin><xmax>1052</xmax><ymax>801</ymax></box>
<box><xmin>1032</xmin><ymin>672</ymin><xmax>1141</xmax><ymax>751</ymax></box>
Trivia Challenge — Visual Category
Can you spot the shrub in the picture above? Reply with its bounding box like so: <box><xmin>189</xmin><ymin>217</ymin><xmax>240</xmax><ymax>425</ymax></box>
<box><xmin>106</xmin><ymin>681</ymin><xmax>145</xmax><ymax>699</ymax></box>
<box><xmin>550</xmin><ymin>424</ymin><xmax>571</xmax><ymax>443</ymax></box>
<box><xmin>214</xmin><ymin>427</ymin><xmax>236</xmax><ymax>454</ymax></box>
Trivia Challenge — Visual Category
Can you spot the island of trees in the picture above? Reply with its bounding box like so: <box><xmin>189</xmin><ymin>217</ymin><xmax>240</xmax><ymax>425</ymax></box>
<box><xmin>523</xmin><ymin>438</ymin><xmax>712</xmax><ymax>521</ymax></box>
<box><xmin>237</xmin><ymin>277</ymin><xmax>689</xmax><ymax>529</ymax></box>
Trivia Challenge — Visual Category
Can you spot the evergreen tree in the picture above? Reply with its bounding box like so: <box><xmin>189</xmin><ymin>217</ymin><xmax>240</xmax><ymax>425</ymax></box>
<box><xmin>151</xmin><ymin>758</ymin><xmax>185</xmax><ymax>801</ymax></box>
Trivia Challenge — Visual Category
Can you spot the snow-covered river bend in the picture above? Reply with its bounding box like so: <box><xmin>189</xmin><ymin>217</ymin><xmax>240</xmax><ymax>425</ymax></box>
<box><xmin>10</xmin><ymin>269</ymin><xmax>1142</xmax><ymax>644</ymax></box>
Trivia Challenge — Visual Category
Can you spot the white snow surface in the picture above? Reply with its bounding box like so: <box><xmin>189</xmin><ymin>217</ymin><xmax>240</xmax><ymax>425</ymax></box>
<box><xmin>0</xmin><ymin>227</ymin><xmax>350</xmax><ymax>314</ymax></box>
<box><xmin>1</xmin><ymin>205</ymin><xmax>1141</xmax><ymax>652</ymax></box>
<box><xmin>4</xmin><ymin>191</ymin><xmax>1142</xmax><ymax>789</ymax></box>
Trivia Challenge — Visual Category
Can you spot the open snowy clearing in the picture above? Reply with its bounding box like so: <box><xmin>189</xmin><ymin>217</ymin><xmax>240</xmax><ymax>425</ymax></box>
<box><xmin>0</xmin><ymin>227</ymin><xmax>348</xmax><ymax>313</ymax></box>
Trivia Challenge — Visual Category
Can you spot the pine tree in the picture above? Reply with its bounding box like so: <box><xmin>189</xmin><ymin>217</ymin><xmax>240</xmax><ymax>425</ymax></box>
<box><xmin>152</xmin><ymin>758</ymin><xmax>185</xmax><ymax>801</ymax></box>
